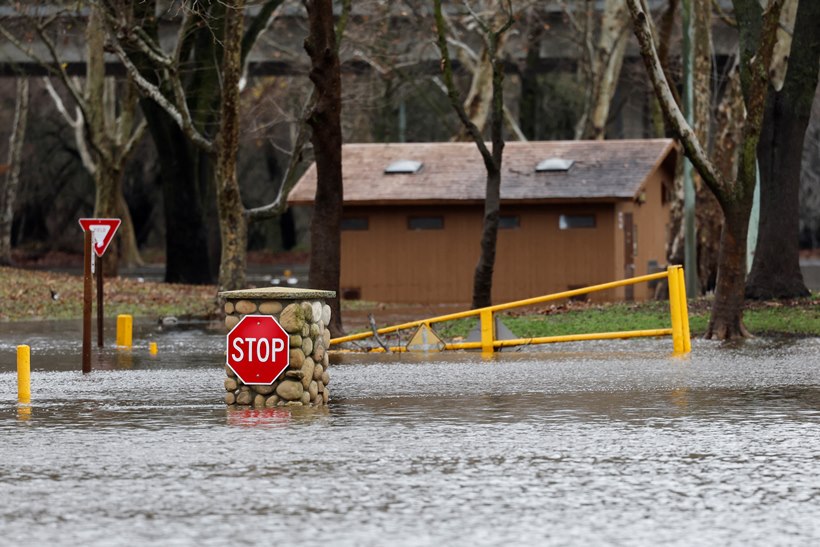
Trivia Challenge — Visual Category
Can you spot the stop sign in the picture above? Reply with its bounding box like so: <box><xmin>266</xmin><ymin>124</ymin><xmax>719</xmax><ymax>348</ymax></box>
<box><xmin>226</xmin><ymin>314</ymin><xmax>290</xmax><ymax>385</ymax></box>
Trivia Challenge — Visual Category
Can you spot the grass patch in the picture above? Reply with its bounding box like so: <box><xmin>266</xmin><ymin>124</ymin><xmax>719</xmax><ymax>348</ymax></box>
<box><xmin>0</xmin><ymin>266</ymin><xmax>219</xmax><ymax>321</ymax></box>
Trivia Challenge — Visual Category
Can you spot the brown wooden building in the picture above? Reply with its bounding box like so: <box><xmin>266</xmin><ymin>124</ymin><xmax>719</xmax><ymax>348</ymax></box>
<box><xmin>289</xmin><ymin>140</ymin><xmax>678</xmax><ymax>304</ymax></box>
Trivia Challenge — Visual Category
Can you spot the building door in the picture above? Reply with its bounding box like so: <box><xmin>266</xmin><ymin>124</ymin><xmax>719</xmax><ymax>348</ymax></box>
<box><xmin>623</xmin><ymin>213</ymin><xmax>635</xmax><ymax>301</ymax></box>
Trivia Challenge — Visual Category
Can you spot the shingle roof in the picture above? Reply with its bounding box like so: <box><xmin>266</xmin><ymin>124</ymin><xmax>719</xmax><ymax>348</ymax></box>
<box><xmin>288</xmin><ymin>139</ymin><xmax>677</xmax><ymax>205</ymax></box>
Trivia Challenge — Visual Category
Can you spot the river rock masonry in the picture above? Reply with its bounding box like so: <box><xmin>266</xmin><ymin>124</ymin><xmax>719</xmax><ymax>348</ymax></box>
<box><xmin>219</xmin><ymin>287</ymin><xmax>335</xmax><ymax>408</ymax></box>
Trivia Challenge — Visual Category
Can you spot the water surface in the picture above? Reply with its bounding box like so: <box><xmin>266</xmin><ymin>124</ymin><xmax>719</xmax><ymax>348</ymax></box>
<box><xmin>1</xmin><ymin>323</ymin><xmax>818</xmax><ymax>545</ymax></box>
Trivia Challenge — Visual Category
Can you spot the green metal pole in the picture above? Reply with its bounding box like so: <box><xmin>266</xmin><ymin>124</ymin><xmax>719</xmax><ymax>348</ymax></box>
<box><xmin>682</xmin><ymin>0</ymin><xmax>698</xmax><ymax>296</ymax></box>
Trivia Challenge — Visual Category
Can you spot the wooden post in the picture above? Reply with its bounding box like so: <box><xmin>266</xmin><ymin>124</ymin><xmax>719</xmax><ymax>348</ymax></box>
<box><xmin>97</xmin><ymin>253</ymin><xmax>104</xmax><ymax>347</ymax></box>
<box><xmin>82</xmin><ymin>230</ymin><xmax>92</xmax><ymax>373</ymax></box>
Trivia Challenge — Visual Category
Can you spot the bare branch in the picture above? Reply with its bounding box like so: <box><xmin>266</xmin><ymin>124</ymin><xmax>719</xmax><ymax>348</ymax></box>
<box><xmin>503</xmin><ymin>105</ymin><xmax>527</xmax><ymax>141</ymax></box>
<box><xmin>433</xmin><ymin>0</ymin><xmax>493</xmax><ymax>167</ymax></box>
<box><xmin>42</xmin><ymin>77</ymin><xmax>81</xmax><ymax>129</ymax></box>
<box><xmin>45</xmin><ymin>77</ymin><xmax>97</xmax><ymax>175</ymax></box>
<box><xmin>711</xmin><ymin>0</ymin><xmax>737</xmax><ymax>27</ymax></box>
<box><xmin>627</xmin><ymin>0</ymin><xmax>726</xmax><ymax>197</ymax></box>
<box><xmin>106</xmin><ymin>38</ymin><xmax>214</xmax><ymax>153</ymax></box>
<box><xmin>121</xmin><ymin>119</ymin><xmax>148</xmax><ymax>161</ymax></box>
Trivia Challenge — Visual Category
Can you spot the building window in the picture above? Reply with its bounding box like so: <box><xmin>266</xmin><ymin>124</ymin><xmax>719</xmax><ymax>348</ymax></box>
<box><xmin>408</xmin><ymin>216</ymin><xmax>444</xmax><ymax>230</ymax></box>
<box><xmin>499</xmin><ymin>215</ymin><xmax>520</xmax><ymax>229</ymax></box>
<box><xmin>559</xmin><ymin>214</ymin><xmax>596</xmax><ymax>230</ymax></box>
<box><xmin>341</xmin><ymin>217</ymin><xmax>369</xmax><ymax>231</ymax></box>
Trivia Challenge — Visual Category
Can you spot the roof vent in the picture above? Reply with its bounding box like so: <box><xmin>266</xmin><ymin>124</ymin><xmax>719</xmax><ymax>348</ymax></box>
<box><xmin>535</xmin><ymin>158</ymin><xmax>574</xmax><ymax>172</ymax></box>
<box><xmin>385</xmin><ymin>160</ymin><xmax>423</xmax><ymax>174</ymax></box>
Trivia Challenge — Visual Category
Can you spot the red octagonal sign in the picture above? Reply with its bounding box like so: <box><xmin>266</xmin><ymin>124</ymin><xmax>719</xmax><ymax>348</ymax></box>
<box><xmin>226</xmin><ymin>315</ymin><xmax>290</xmax><ymax>385</ymax></box>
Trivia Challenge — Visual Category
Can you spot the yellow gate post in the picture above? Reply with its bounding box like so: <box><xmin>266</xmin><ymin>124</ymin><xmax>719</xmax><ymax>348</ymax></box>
<box><xmin>668</xmin><ymin>265</ymin><xmax>684</xmax><ymax>354</ymax></box>
<box><xmin>677</xmin><ymin>267</ymin><xmax>692</xmax><ymax>353</ymax></box>
<box><xmin>116</xmin><ymin>314</ymin><xmax>133</xmax><ymax>348</ymax></box>
<box><xmin>479</xmin><ymin>309</ymin><xmax>495</xmax><ymax>355</ymax></box>
<box><xmin>17</xmin><ymin>345</ymin><xmax>30</xmax><ymax>403</ymax></box>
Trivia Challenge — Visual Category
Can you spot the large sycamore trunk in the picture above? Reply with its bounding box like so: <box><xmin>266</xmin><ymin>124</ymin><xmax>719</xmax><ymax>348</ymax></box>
<box><xmin>142</xmin><ymin>100</ymin><xmax>214</xmax><ymax>285</ymax></box>
<box><xmin>746</xmin><ymin>90</ymin><xmax>811</xmax><ymax>299</ymax></box>
<box><xmin>215</xmin><ymin>0</ymin><xmax>247</xmax><ymax>292</ymax></box>
<box><xmin>305</xmin><ymin>0</ymin><xmax>344</xmax><ymax>336</ymax></box>
<box><xmin>707</xmin><ymin>207</ymin><xmax>752</xmax><ymax>339</ymax></box>
<box><xmin>746</xmin><ymin>0</ymin><xmax>818</xmax><ymax>299</ymax></box>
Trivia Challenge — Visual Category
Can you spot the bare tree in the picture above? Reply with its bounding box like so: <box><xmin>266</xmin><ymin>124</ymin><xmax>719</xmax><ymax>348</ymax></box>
<box><xmin>434</xmin><ymin>0</ymin><xmax>514</xmax><ymax>309</ymax></box>
<box><xmin>98</xmin><ymin>0</ymin><xmax>287</xmax><ymax>289</ymax></box>
<box><xmin>627</xmin><ymin>0</ymin><xmax>784</xmax><ymax>339</ymax></box>
<box><xmin>0</xmin><ymin>78</ymin><xmax>29</xmax><ymax>266</ymax></box>
<box><xmin>0</xmin><ymin>5</ymin><xmax>146</xmax><ymax>273</ymax></box>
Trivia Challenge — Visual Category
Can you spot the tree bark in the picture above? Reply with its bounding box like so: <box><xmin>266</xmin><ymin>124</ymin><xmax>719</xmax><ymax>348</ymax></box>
<box><xmin>746</xmin><ymin>0</ymin><xmax>818</xmax><ymax>299</ymax></box>
<box><xmin>215</xmin><ymin>0</ymin><xmax>248</xmax><ymax>292</ymax></box>
<box><xmin>691</xmin><ymin>0</ymin><xmax>721</xmax><ymax>293</ymax></box>
<box><xmin>708</xmin><ymin>207</ymin><xmax>752</xmax><ymax>338</ymax></box>
<box><xmin>0</xmin><ymin>78</ymin><xmax>29</xmax><ymax>266</ymax></box>
<box><xmin>576</xmin><ymin>0</ymin><xmax>630</xmax><ymax>140</ymax></box>
<box><xmin>304</xmin><ymin>0</ymin><xmax>344</xmax><ymax>336</ymax></box>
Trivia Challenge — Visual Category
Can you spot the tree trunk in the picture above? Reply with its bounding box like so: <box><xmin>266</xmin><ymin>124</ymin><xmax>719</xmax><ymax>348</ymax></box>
<box><xmin>215</xmin><ymin>0</ymin><xmax>248</xmax><ymax>292</ymax></box>
<box><xmin>746</xmin><ymin>0</ymin><xmax>818</xmax><ymax>299</ymax></box>
<box><xmin>471</xmin><ymin>167</ymin><xmax>501</xmax><ymax>308</ymax></box>
<box><xmin>304</xmin><ymin>0</ymin><xmax>344</xmax><ymax>336</ymax></box>
<box><xmin>141</xmin><ymin>100</ymin><xmax>214</xmax><ymax>284</ymax></box>
<box><xmin>0</xmin><ymin>77</ymin><xmax>29</xmax><ymax>266</ymax></box>
<box><xmin>691</xmin><ymin>0</ymin><xmax>722</xmax><ymax>293</ymax></box>
<box><xmin>471</xmin><ymin>27</ymin><xmax>508</xmax><ymax>309</ymax></box>
<box><xmin>94</xmin><ymin>165</ymin><xmax>121</xmax><ymax>276</ymax></box>
<box><xmin>707</xmin><ymin>206</ymin><xmax>752</xmax><ymax>339</ymax></box>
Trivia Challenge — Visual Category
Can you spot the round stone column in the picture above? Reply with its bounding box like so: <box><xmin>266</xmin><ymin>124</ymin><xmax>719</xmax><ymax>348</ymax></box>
<box><xmin>218</xmin><ymin>287</ymin><xmax>335</xmax><ymax>408</ymax></box>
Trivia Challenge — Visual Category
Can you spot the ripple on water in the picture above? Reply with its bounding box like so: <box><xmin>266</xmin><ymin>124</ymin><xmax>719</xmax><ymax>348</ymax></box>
<box><xmin>0</xmin><ymin>332</ymin><xmax>819</xmax><ymax>545</ymax></box>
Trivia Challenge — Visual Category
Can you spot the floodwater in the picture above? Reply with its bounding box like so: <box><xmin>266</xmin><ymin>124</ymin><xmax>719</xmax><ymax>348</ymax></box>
<box><xmin>1</xmin><ymin>320</ymin><xmax>819</xmax><ymax>546</ymax></box>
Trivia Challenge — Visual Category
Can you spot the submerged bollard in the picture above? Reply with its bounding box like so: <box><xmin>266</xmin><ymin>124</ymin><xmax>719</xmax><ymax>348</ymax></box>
<box><xmin>149</xmin><ymin>342</ymin><xmax>158</xmax><ymax>355</ymax></box>
<box><xmin>17</xmin><ymin>345</ymin><xmax>30</xmax><ymax>403</ymax></box>
<box><xmin>116</xmin><ymin>314</ymin><xmax>133</xmax><ymax>348</ymax></box>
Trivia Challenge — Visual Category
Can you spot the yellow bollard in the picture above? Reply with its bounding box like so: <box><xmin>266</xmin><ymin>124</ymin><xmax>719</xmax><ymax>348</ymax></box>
<box><xmin>149</xmin><ymin>341</ymin><xmax>158</xmax><ymax>355</ymax></box>
<box><xmin>116</xmin><ymin>314</ymin><xmax>133</xmax><ymax>348</ymax></box>
<box><xmin>668</xmin><ymin>266</ymin><xmax>684</xmax><ymax>354</ymax></box>
<box><xmin>677</xmin><ymin>267</ymin><xmax>692</xmax><ymax>353</ymax></box>
<box><xmin>17</xmin><ymin>345</ymin><xmax>30</xmax><ymax>403</ymax></box>
<box><xmin>480</xmin><ymin>309</ymin><xmax>495</xmax><ymax>355</ymax></box>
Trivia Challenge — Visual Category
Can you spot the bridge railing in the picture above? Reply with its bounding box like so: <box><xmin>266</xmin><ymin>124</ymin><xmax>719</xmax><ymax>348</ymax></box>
<box><xmin>331</xmin><ymin>265</ymin><xmax>692</xmax><ymax>355</ymax></box>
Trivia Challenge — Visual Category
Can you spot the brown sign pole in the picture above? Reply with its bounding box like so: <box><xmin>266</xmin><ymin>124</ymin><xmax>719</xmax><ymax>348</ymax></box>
<box><xmin>82</xmin><ymin>230</ymin><xmax>92</xmax><ymax>374</ymax></box>
<box><xmin>97</xmin><ymin>254</ymin><xmax>104</xmax><ymax>347</ymax></box>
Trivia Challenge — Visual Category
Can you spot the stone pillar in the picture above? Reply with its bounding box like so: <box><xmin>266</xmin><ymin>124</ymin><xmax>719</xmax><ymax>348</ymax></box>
<box><xmin>218</xmin><ymin>287</ymin><xmax>335</xmax><ymax>408</ymax></box>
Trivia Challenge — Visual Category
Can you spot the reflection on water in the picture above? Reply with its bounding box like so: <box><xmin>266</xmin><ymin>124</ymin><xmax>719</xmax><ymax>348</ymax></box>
<box><xmin>0</xmin><ymin>325</ymin><xmax>819</xmax><ymax>545</ymax></box>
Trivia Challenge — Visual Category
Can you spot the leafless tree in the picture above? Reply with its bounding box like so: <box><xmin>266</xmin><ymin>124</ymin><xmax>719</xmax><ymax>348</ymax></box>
<box><xmin>434</xmin><ymin>0</ymin><xmax>514</xmax><ymax>308</ymax></box>
<box><xmin>628</xmin><ymin>0</ymin><xmax>784</xmax><ymax>339</ymax></box>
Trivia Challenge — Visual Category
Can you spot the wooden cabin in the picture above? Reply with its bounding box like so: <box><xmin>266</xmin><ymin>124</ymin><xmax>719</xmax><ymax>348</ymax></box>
<box><xmin>288</xmin><ymin>140</ymin><xmax>678</xmax><ymax>304</ymax></box>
